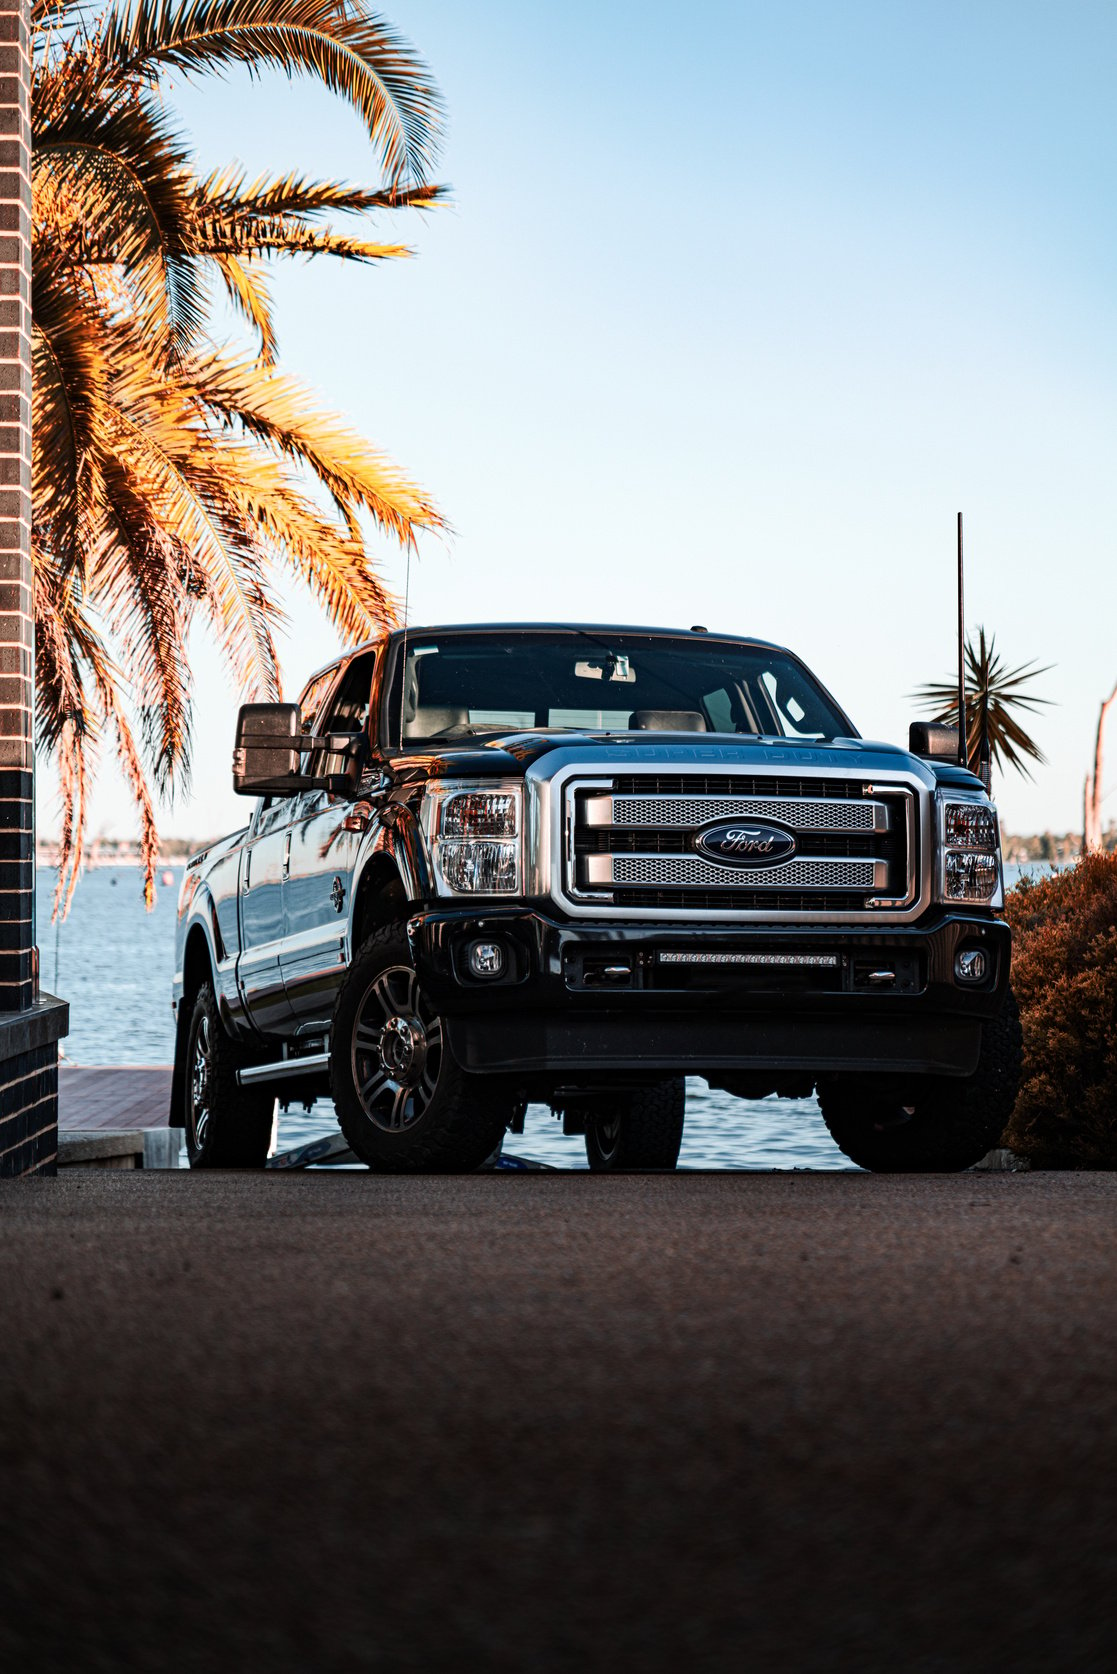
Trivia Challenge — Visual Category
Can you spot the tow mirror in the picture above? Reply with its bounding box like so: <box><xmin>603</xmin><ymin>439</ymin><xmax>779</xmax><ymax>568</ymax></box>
<box><xmin>233</xmin><ymin>703</ymin><xmax>305</xmax><ymax>796</ymax></box>
<box><xmin>909</xmin><ymin>721</ymin><xmax>960</xmax><ymax>761</ymax></box>
<box><xmin>232</xmin><ymin>705</ymin><xmax>368</xmax><ymax>796</ymax></box>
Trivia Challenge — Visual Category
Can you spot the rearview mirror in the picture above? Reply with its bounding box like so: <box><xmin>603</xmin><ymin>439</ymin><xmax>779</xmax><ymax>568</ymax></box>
<box><xmin>909</xmin><ymin>721</ymin><xmax>960</xmax><ymax>761</ymax></box>
<box><xmin>233</xmin><ymin>703</ymin><xmax>305</xmax><ymax>796</ymax></box>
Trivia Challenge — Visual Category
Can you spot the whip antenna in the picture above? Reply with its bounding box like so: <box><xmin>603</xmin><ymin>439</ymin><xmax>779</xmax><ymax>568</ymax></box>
<box><xmin>956</xmin><ymin>513</ymin><xmax>967</xmax><ymax>769</ymax></box>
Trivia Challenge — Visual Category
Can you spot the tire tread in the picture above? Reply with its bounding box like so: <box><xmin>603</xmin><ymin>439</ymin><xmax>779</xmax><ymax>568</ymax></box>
<box><xmin>331</xmin><ymin>922</ymin><xmax>509</xmax><ymax>1173</ymax></box>
<box><xmin>186</xmin><ymin>983</ymin><xmax>274</xmax><ymax>1169</ymax></box>
<box><xmin>817</xmin><ymin>988</ymin><xmax>1023</xmax><ymax>1172</ymax></box>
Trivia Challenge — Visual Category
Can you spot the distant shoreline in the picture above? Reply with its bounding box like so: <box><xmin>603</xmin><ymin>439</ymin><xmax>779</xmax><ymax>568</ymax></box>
<box><xmin>34</xmin><ymin>830</ymin><xmax>1105</xmax><ymax>871</ymax></box>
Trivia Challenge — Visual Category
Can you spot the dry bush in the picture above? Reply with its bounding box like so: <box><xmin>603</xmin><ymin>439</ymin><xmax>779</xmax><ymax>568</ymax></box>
<box><xmin>1003</xmin><ymin>853</ymin><xmax>1117</xmax><ymax>1168</ymax></box>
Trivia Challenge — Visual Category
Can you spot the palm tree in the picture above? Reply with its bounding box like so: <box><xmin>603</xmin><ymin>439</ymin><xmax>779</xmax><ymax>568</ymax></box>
<box><xmin>911</xmin><ymin>627</ymin><xmax>1052</xmax><ymax>784</ymax></box>
<box><xmin>32</xmin><ymin>0</ymin><xmax>449</xmax><ymax>910</ymax></box>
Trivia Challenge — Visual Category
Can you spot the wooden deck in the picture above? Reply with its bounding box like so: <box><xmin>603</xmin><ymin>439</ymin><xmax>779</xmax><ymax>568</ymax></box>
<box><xmin>58</xmin><ymin>1066</ymin><xmax>173</xmax><ymax>1131</ymax></box>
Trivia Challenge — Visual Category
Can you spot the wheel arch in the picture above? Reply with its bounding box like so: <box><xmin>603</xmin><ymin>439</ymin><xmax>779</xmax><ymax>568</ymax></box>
<box><xmin>351</xmin><ymin>852</ymin><xmax>409</xmax><ymax>951</ymax></box>
<box><xmin>170</xmin><ymin>922</ymin><xmax>216</xmax><ymax>1130</ymax></box>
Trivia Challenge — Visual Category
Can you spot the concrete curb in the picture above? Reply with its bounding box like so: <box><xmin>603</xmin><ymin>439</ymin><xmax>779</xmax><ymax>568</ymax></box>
<box><xmin>58</xmin><ymin>1129</ymin><xmax>184</xmax><ymax>1169</ymax></box>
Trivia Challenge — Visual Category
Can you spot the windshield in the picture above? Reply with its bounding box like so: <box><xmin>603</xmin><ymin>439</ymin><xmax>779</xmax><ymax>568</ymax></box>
<box><xmin>394</xmin><ymin>631</ymin><xmax>852</xmax><ymax>744</ymax></box>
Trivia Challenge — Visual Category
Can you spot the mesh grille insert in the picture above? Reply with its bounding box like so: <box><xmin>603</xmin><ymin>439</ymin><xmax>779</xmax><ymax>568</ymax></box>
<box><xmin>610</xmin><ymin>796</ymin><xmax>877</xmax><ymax>831</ymax></box>
<box><xmin>608</xmin><ymin>856</ymin><xmax>879</xmax><ymax>890</ymax></box>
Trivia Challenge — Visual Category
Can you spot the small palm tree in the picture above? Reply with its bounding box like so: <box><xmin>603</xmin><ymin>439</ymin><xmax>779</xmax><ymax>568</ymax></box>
<box><xmin>32</xmin><ymin>0</ymin><xmax>449</xmax><ymax>909</ymax></box>
<box><xmin>912</xmin><ymin>627</ymin><xmax>1052</xmax><ymax>782</ymax></box>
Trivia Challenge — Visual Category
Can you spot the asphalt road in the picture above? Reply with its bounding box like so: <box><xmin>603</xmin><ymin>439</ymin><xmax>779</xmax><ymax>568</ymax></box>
<box><xmin>1</xmin><ymin>1171</ymin><xmax>1114</xmax><ymax>1673</ymax></box>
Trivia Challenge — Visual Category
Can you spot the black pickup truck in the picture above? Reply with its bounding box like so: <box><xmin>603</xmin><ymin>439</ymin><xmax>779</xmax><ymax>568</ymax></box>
<box><xmin>172</xmin><ymin>623</ymin><xmax>1020</xmax><ymax>1172</ymax></box>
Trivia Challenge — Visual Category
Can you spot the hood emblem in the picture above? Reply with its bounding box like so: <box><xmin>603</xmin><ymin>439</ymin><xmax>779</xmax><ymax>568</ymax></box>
<box><xmin>695</xmin><ymin>819</ymin><xmax>796</xmax><ymax>867</ymax></box>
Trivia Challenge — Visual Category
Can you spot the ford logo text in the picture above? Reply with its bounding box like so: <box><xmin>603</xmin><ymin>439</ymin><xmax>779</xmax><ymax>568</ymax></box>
<box><xmin>695</xmin><ymin>819</ymin><xmax>797</xmax><ymax>867</ymax></box>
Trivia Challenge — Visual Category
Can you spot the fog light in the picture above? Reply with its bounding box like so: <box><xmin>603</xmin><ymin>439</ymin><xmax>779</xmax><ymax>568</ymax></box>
<box><xmin>954</xmin><ymin>947</ymin><xmax>988</xmax><ymax>984</ymax></box>
<box><xmin>467</xmin><ymin>940</ymin><xmax>506</xmax><ymax>979</ymax></box>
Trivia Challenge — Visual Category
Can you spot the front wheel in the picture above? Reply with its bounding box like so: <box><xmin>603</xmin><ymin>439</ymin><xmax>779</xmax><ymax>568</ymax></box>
<box><xmin>582</xmin><ymin>1080</ymin><xmax>687</xmax><ymax>1172</ymax></box>
<box><xmin>330</xmin><ymin>922</ymin><xmax>512</xmax><ymax>1173</ymax></box>
<box><xmin>816</xmin><ymin>988</ymin><xmax>1022</xmax><ymax>1172</ymax></box>
<box><xmin>185</xmin><ymin>983</ymin><xmax>274</xmax><ymax>1168</ymax></box>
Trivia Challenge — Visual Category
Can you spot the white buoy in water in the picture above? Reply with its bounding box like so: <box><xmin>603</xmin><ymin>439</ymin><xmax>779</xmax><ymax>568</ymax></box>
<box><xmin>161</xmin><ymin>870</ymin><xmax>174</xmax><ymax>886</ymax></box>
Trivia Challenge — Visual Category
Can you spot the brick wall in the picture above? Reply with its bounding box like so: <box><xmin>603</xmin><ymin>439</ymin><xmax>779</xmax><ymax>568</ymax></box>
<box><xmin>0</xmin><ymin>0</ymin><xmax>66</xmax><ymax>1177</ymax></box>
<box><xmin>0</xmin><ymin>0</ymin><xmax>32</xmax><ymax>1016</ymax></box>
<box><xmin>0</xmin><ymin>1039</ymin><xmax>56</xmax><ymax>1174</ymax></box>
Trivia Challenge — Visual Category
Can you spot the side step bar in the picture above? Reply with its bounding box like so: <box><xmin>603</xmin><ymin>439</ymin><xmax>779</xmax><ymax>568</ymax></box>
<box><xmin>237</xmin><ymin>1051</ymin><xmax>331</xmax><ymax>1088</ymax></box>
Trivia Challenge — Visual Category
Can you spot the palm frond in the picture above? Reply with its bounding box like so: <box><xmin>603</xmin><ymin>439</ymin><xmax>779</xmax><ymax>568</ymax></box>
<box><xmin>33</xmin><ymin>62</ymin><xmax>210</xmax><ymax>356</ymax></box>
<box><xmin>911</xmin><ymin>627</ymin><xmax>1053</xmax><ymax>780</ymax></box>
<box><xmin>200</xmin><ymin>216</ymin><xmax>413</xmax><ymax>263</ymax></box>
<box><xmin>100</xmin><ymin>0</ymin><xmax>444</xmax><ymax>184</ymax></box>
<box><xmin>102</xmin><ymin>377</ymin><xmax>284</xmax><ymax>704</ymax></box>
<box><xmin>205</xmin><ymin>441</ymin><xmax>399</xmax><ymax>639</ymax></box>
<box><xmin>31</xmin><ymin>263</ymin><xmax>117</xmax><ymax>571</ymax></box>
<box><xmin>213</xmin><ymin>251</ymin><xmax>279</xmax><ymax>359</ymax></box>
<box><xmin>32</xmin><ymin>0</ymin><xmax>447</xmax><ymax>908</ymax></box>
<box><xmin>194</xmin><ymin>166</ymin><xmax>448</xmax><ymax>219</ymax></box>
<box><xmin>186</xmin><ymin>351</ymin><xmax>445</xmax><ymax>545</ymax></box>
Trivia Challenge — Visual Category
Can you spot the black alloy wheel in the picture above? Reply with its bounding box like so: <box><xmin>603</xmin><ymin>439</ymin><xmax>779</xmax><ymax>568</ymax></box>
<box><xmin>188</xmin><ymin>1007</ymin><xmax>215</xmax><ymax>1154</ymax></box>
<box><xmin>331</xmin><ymin>923</ymin><xmax>511</xmax><ymax>1173</ymax></box>
<box><xmin>350</xmin><ymin>962</ymin><xmax>444</xmax><ymax>1135</ymax></box>
<box><xmin>184</xmin><ymin>982</ymin><xmax>274</xmax><ymax>1168</ymax></box>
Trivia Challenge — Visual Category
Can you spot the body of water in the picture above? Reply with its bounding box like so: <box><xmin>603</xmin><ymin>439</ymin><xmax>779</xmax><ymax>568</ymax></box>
<box><xmin>37</xmin><ymin>860</ymin><xmax>1057</xmax><ymax>1170</ymax></box>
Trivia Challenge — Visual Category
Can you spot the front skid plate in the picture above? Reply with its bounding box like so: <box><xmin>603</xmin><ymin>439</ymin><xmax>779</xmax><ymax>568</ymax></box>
<box><xmin>444</xmin><ymin>1010</ymin><xmax>983</xmax><ymax>1079</ymax></box>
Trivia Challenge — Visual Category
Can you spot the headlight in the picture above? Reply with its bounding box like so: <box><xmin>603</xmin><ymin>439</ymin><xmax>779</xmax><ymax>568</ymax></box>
<box><xmin>440</xmin><ymin>791</ymin><xmax>518</xmax><ymax>839</ymax></box>
<box><xmin>935</xmin><ymin>792</ymin><xmax>1003</xmax><ymax>906</ymax></box>
<box><xmin>422</xmin><ymin>783</ymin><xmax>523</xmax><ymax>896</ymax></box>
<box><xmin>943</xmin><ymin>803</ymin><xmax>998</xmax><ymax>849</ymax></box>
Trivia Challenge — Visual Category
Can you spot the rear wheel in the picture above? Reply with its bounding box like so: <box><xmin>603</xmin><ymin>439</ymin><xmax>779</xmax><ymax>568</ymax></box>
<box><xmin>331</xmin><ymin>922</ymin><xmax>512</xmax><ymax>1172</ymax></box>
<box><xmin>582</xmin><ymin>1079</ymin><xmax>687</xmax><ymax>1172</ymax></box>
<box><xmin>185</xmin><ymin>983</ymin><xmax>274</xmax><ymax>1168</ymax></box>
<box><xmin>817</xmin><ymin>988</ymin><xmax>1022</xmax><ymax>1172</ymax></box>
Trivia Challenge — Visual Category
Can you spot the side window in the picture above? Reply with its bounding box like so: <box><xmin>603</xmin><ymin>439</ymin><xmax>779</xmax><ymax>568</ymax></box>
<box><xmin>253</xmin><ymin>796</ymin><xmax>292</xmax><ymax>836</ymax></box>
<box><xmin>758</xmin><ymin>669</ymin><xmax>827</xmax><ymax>740</ymax></box>
<box><xmin>309</xmin><ymin>653</ymin><xmax>376</xmax><ymax>780</ymax></box>
<box><xmin>298</xmin><ymin>668</ymin><xmax>339</xmax><ymax>740</ymax></box>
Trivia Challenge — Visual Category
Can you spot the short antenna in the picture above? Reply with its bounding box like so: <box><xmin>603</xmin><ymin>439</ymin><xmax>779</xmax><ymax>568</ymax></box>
<box><xmin>397</xmin><ymin>539</ymin><xmax>412</xmax><ymax>751</ymax></box>
<box><xmin>956</xmin><ymin>512</ymin><xmax>968</xmax><ymax>769</ymax></box>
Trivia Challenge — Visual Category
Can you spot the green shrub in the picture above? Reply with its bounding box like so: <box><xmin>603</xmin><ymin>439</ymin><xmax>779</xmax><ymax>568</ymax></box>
<box><xmin>1003</xmin><ymin>853</ymin><xmax>1117</xmax><ymax>1168</ymax></box>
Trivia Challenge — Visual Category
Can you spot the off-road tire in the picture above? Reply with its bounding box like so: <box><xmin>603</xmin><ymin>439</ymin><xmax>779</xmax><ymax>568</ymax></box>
<box><xmin>330</xmin><ymin>921</ymin><xmax>511</xmax><ymax>1173</ymax></box>
<box><xmin>582</xmin><ymin>1079</ymin><xmax>687</xmax><ymax>1171</ymax></box>
<box><xmin>185</xmin><ymin>982</ymin><xmax>274</xmax><ymax>1168</ymax></box>
<box><xmin>816</xmin><ymin>987</ymin><xmax>1023</xmax><ymax>1172</ymax></box>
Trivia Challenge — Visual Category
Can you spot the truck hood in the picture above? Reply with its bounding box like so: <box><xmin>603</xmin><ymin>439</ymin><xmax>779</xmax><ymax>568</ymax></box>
<box><xmin>390</xmin><ymin>730</ymin><xmax>983</xmax><ymax>791</ymax></box>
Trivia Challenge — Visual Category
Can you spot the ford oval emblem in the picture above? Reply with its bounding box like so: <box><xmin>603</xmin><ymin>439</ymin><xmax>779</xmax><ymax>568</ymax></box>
<box><xmin>695</xmin><ymin>819</ymin><xmax>797</xmax><ymax>867</ymax></box>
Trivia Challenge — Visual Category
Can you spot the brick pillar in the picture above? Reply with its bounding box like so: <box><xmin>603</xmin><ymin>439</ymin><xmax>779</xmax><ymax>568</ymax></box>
<box><xmin>0</xmin><ymin>0</ymin><xmax>67</xmax><ymax>1176</ymax></box>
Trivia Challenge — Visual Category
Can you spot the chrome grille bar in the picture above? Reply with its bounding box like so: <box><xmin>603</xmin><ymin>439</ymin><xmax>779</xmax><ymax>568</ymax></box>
<box><xmin>582</xmin><ymin>793</ymin><xmax>888</xmax><ymax>834</ymax></box>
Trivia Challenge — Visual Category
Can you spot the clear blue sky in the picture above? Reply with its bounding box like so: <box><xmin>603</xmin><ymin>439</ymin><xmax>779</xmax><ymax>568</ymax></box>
<box><xmin>46</xmin><ymin>0</ymin><xmax>1117</xmax><ymax>846</ymax></box>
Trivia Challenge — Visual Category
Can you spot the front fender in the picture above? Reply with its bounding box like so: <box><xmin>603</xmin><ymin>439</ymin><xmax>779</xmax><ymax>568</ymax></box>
<box><xmin>366</xmin><ymin>804</ymin><xmax>436</xmax><ymax>904</ymax></box>
<box><xmin>173</xmin><ymin>891</ymin><xmax>222</xmax><ymax>1014</ymax></box>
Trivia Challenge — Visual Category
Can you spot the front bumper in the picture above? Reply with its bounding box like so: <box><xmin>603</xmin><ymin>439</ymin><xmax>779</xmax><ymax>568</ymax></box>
<box><xmin>408</xmin><ymin>905</ymin><xmax>1010</xmax><ymax>1081</ymax></box>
